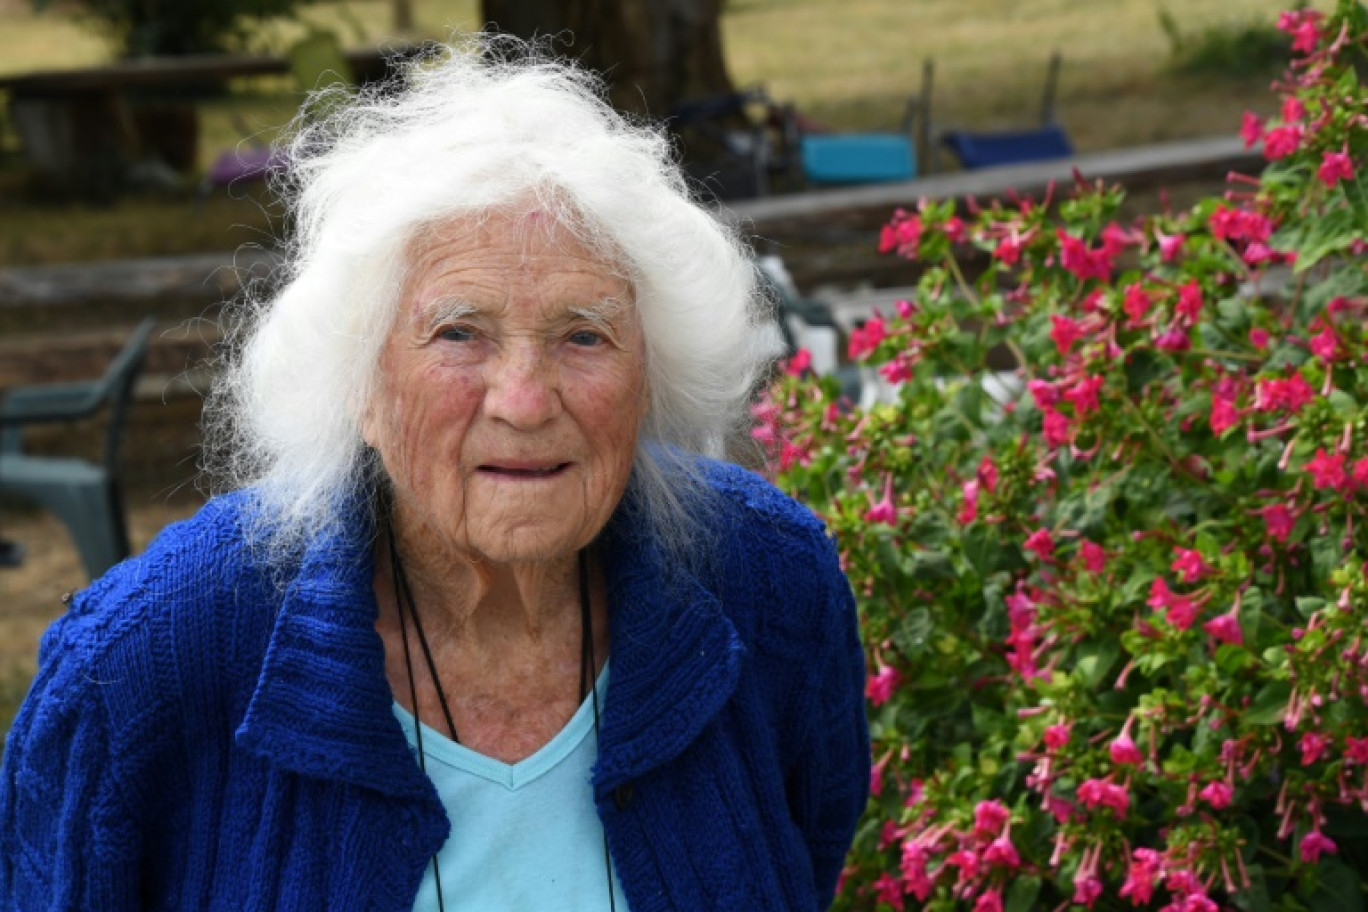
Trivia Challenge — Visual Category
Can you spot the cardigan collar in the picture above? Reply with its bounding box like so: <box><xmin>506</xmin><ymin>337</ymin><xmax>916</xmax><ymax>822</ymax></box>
<box><xmin>234</xmin><ymin>490</ymin><xmax>742</xmax><ymax>798</ymax></box>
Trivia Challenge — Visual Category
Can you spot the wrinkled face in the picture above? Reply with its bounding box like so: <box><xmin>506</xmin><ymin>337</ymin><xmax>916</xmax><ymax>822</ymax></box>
<box><xmin>362</xmin><ymin>211</ymin><xmax>648</xmax><ymax>567</ymax></box>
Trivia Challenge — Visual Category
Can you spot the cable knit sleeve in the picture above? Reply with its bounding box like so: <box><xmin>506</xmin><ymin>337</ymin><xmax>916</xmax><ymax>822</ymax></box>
<box><xmin>0</xmin><ymin>613</ymin><xmax>143</xmax><ymax>910</ymax></box>
<box><xmin>785</xmin><ymin>526</ymin><xmax>871</xmax><ymax>910</ymax></box>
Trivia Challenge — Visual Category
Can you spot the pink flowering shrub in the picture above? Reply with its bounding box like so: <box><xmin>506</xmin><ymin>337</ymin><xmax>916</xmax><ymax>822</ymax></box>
<box><xmin>757</xmin><ymin>3</ymin><xmax>1368</xmax><ymax>909</ymax></box>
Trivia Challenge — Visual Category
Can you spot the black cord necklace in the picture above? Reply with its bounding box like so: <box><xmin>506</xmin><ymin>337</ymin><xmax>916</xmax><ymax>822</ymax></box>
<box><xmin>386</xmin><ymin>525</ymin><xmax>616</xmax><ymax>911</ymax></box>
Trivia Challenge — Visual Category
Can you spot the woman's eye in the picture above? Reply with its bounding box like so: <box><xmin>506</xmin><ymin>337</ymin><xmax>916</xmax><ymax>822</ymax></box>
<box><xmin>438</xmin><ymin>326</ymin><xmax>476</xmax><ymax>343</ymax></box>
<box><xmin>568</xmin><ymin>329</ymin><xmax>605</xmax><ymax>347</ymax></box>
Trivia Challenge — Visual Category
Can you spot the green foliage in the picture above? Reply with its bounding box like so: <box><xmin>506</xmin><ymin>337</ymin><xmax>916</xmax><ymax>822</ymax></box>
<box><xmin>1159</xmin><ymin>5</ymin><xmax>1294</xmax><ymax>79</ymax></box>
<box><xmin>757</xmin><ymin>2</ymin><xmax>1368</xmax><ymax>908</ymax></box>
<box><xmin>51</xmin><ymin>0</ymin><xmax>321</xmax><ymax>57</ymax></box>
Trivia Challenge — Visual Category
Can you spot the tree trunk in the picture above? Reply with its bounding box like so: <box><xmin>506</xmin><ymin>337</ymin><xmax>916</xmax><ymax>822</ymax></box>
<box><xmin>480</xmin><ymin>0</ymin><xmax>734</xmax><ymax>119</ymax></box>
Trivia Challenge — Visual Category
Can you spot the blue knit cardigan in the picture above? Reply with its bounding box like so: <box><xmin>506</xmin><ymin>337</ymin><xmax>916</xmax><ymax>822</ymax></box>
<box><xmin>0</xmin><ymin>462</ymin><xmax>869</xmax><ymax>911</ymax></box>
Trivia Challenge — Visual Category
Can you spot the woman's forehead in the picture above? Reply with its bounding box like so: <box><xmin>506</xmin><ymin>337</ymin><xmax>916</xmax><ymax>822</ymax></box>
<box><xmin>399</xmin><ymin>212</ymin><xmax>635</xmax><ymax>320</ymax></box>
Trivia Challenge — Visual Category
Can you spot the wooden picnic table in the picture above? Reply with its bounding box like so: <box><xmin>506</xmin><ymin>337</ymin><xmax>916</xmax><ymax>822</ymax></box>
<box><xmin>0</xmin><ymin>46</ymin><xmax>414</xmax><ymax>199</ymax></box>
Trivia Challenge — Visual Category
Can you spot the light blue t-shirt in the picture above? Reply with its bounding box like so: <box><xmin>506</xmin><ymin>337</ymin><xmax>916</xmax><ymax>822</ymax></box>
<box><xmin>393</xmin><ymin>665</ymin><xmax>630</xmax><ymax>911</ymax></box>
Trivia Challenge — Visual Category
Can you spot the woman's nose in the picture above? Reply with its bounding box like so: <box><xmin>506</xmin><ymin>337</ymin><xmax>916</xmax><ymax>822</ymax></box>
<box><xmin>483</xmin><ymin>342</ymin><xmax>561</xmax><ymax>428</ymax></box>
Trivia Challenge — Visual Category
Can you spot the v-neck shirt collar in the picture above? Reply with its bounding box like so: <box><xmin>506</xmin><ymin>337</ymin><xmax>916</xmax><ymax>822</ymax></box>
<box><xmin>390</xmin><ymin>663</ymin><xmax>610</xmax><ymax>792</ymax></box>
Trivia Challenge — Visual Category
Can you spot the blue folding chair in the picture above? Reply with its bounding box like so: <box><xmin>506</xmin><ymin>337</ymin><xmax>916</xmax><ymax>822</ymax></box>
<box><xmin>939</xmin><ymin>52</ymin><xmax>1074</xmax><ymax>170</ymax></box>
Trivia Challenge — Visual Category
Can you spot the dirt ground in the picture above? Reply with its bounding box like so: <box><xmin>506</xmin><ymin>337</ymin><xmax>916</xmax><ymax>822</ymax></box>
<box><xmin>0</xmin><ymin>490</ymin><xmax>204</xmax><ymax>687</ymax></box>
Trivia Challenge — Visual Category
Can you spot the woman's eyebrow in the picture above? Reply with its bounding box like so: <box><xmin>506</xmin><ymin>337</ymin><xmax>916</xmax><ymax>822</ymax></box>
<box><xmin>567</xmin><ymin>296</ymin><xmax>630</xmax><ymax>329</ymax></box>
<box><xmin>418</xmin><ymin>297</ymin><xmax>478</xmax><ymax>332</ymax></box>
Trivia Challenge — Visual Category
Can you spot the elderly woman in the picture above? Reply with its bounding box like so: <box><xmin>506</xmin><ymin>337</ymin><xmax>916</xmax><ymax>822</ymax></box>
<box><xmin>0</xmin><ymin>38</ymin><xmax>869</xmax><ymax>912</ymax></box>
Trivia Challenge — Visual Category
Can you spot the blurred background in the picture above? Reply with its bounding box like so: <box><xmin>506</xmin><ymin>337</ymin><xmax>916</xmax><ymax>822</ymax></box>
<box><xmin>0</xmin><ymin>0</ymin><xmax>1327</xmax><ymax>727</ymax></box>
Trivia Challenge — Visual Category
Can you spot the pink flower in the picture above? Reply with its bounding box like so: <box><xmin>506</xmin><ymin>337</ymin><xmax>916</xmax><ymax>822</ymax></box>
<box><xmin>1318</xmin><ymin>150</ymin><xmax>1355</xmax><ymax>188</ymax></box>
<box><xmin>1050</xmin><ymin>313</ymin><xmax>1086</xmax><ymax>354</ymax></box>
<box><xmin>1282</xmin><ymin>96</ymin><xmax>1307</xmax><ymax>124</ymax></box>
<box><xmin>973</xmin><ymin>799</ymin><xmax>1010</xmax><ymax>838</ymax></box>
<box><xmin>1183</xmin><ymin>894</ymin><xmax>1219</xmax><ymax>912</ymax></box>
<box><xmin>1149</xmin><ymin>578</ymin><xmax>1198</xmax><ymax>630</ymax></box>
<box><xmin>946</xmin><ymin>848</ymin><xmax>980</xmax><ymax>882</ymax></box>
<box><xmin>1204</xmin><ymin>610</ymin><xmax>1243</xmax><ymax>646</ymax></box>
<box><xmin>1309</xmin><ymin>326</ymin><xmax>1341</xmax><ymax>362</ymax></box>
<box><xmin>1024</xmin><ymin>527</ymin><xmax>1055</xmax><ymax>560</ymax></box>
<box><xmin>1166</xmin><ymin>597</ymin><xmax>1199</xmax><ymax>631</ymax></box>
<box><xmin>1073</xmin><ymin>875</ymin><xmax>1103</xmax><ymax>909</ymax></box>
<box><xmin>1198</xmin><ymin>780</ymin><xmax>1233</xmax><ymax>809</ymax></box>
<box><xmin>1175</xmin><ymin>280</ymin><xmax>1203</xmax><ymax>321</ymax></box>
<box><xmin>1300</xmin><ymin>829</ymin><xmax>1338</xmax><ymax>864</ymax></box>
<box><xmin>958</xmin><ymin>479</ymin><xmax>980</xmax><ymax>525</ymax></box>
<box><xmin>1101</xmin><ymin>221</ymin><xmax>1139</xmax><ymax>254</ymax></box>
<box><xmin>1119</xmin><ymin>848</ymin><xmax>1161</xmax><ymax>905</ymax></box>
<box><xmin>1254</xmin><ymin>374</ymin><xmax>1315</xmax><ymax>414</ymax></box>
<box><xmin>1077</xmin><ymin>778</ymin><xmax>1129</xmax><ymax>815</ymax></box>
<box><xmin>1354</xmin><ymin>458</ymin><xmax>1368</xmax><ymax>490</ymax></box>
<box><xmin>871</xmin><ymin>872</ymin><xmax>905</xmax><ymax>910</ymax></box>
<box><xmin>1345</xmin><ymin>736</ymin><xmax>1368</xmax><ymax>764</ymax></box>
<box><xmin>1044</xmin><ymin>722</ymin><xmax>1071</xmax><ymax>752</ymax></box>
<box><xmin>1259</xmin><ymin>504</ymin><xmax>1295</xmax><ymax>542</ymax></box>
<box><xmin>784</xmin><ymin>348</ymin><xmax>812</xmax><ymax>376</ymax></box>
<box><xmin>974</xmin><ymin>888</ymin><xmax>1004</xmax><ymax>912</ymax></box>
<box><xmin>848</xmin><ymin>315</ymin><xmax>887</xmax><ymax>360</ymax></box>
<box><xmin>1278</xmin><ymin>9</ymin><xmax>1325</xmax><ymax>53</ymax></box>
<box><xmin>977</xmin><ymin>456</ymin><xmax>1000</xmax><ymax>493</ymax></box>
<box><xmin>1110</xmin><ymin>732</ymin><xmax>1144</xmax><ymax>765</ymax></box>
<box><xmin>1064</xmin><ymin>374</ymin><xmax>1104</xmax><ymax>417</ymax></box>
<box><xmin>1158</xmin><ymin>231</ymin><xmax>1186</xmax><ymax>262</ymax></box>
<box><xmin>995</xmin><ymin>236</ymin><xmax>1023</xmax><ymax>266</ymax></box>
<box><xmin>1043</xmin><ymin>408</ymin><xmax>1071</xmax><ymax>448</ymax></box>
<box><xmin>1300</xmin><ymin>731</ymin><xmax>1330</xmax><ymax>766</ymax></box>
<box><xmin>879</xmin><ymin>212</ymin><xmax>922</xmax><ymax>255</ymax></box>
<box><xmin>1240</xmin><ymin>111</ymin><xmax>1265</xmax><ymax>148</ymax></box>
<box><xmin>1243</xmin><ymin>241</ymin><xmax>1276</xmax><ymax>266</ymax></box>
<box><xmin>1211</xmin><ymin>394</ymin><xmax>1240</xmax><ymax>436</ymax></box>
<box><xmin>1029</xmin><ymin>378</ymin><xmax>1059</xmax><ymax>409</ymax></box>
<box><xmin>1123</xmin><ymin>283</ymin><xmax>1151</xmax><ymax>325</ymax></box>
<box><xmin>943</xmin><ymin>216</ymin><xmax>967</xmax><ymax>243</ymax></box>
<box><xmin>1305</xmin><ymin>448</ymin><xmax>1348</xmax><ymax>491</ymax></box>
<box><xmin>1155</xmin><ymin>327</ymin><xmax>1191</xmax><ymax>353</ymax></box>
<box><xmin>1147</xmin><ymin>577</ymin><xmax>1176</xmax><ymax>610</ymax></box>
<box><xmin>983</xmin><ymin>834</ymin><xmax>1021</xmax><ymax>868</ymax></box>
<box><xmin>1079</xmin><ymin>540</ymin><xmax>1107</xmax><ymax>574</ymax></box>
<box><xmin>866</xmin><ymin>664</ymin><xmax>903</xmax><ymax>706</ymax></box>
<box><xmin>1249</xmin><ymin>327</ymin><xmax>1270</xmax><ymax>349</ymax></box>
<box><xmin>1171</xmin><ymin>547</ymin><xmax>1212</xmax><ymax>583</ymax></box>
<box><xmin>865</xmin><ymin>476</ymin><xmax>899</xmax><ymax>526</ymax></box>
<box><xmin>901</xmin><ymin>840</ymin><xmax>934</xmax><ymax>901</ymax></box>
<box><xmin>1263</xmin><ymin>124</ymin><xmax>1305</xmax><ymax>160</ymax></box>
<box><xmin>1058</xmin><ymin>230</ymin><xmax>1113</xmax><ymax>281</ymax></box>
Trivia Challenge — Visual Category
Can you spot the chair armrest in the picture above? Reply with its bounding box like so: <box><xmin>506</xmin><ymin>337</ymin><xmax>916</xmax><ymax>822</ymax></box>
<box><xmin>0</xmin><ymin>381</ymin><xmax>105</xmax><ymax>426</ymax></box>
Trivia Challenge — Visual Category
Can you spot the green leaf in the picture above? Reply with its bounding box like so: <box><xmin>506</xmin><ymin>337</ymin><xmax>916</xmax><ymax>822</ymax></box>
<box><xmin>1232</xmin><ymin>863</ymin><xmax>1272</xmax><ymax>912</ymax></box>
<box><xmin>1296</xmin><ymin>596</ymin><xmax>1327</xmax><ymax>619</ymax></box>
<box><xmin>1290</xmin><ymin>207</ymin><xmax>1356</xmax><ymax>273</ymax></box>
<box><xmin>890</xmin><ymin>607</ymin><xmax>934</xmax><ymax>658</ymax></box>
<box><xmin>1240</xmin><ymin>587</ymin><xmax>1263</xmax><ymax>644</ymax></box>
<box><xmin>1244</xmin><ymin>680</ymin><xmax>1292</xmax><ymax>726</ymax></box>
<box><xmin>1215</xmin><ymin>644</ymin><xmax>1255</xmax><ymax>675</ymax></box>
<box><xmin>1074</xmin><ymin>639</ymin><xmax>1120</xmax><ymax>689</ymax></box>
<box><xmin>962</xmin><ymin>525</ymin><xmax>999</xmax><ymax>579</ymax></box>
<box><xmin>1300</xmin><ymin>856</ymin><xmax>1365</xmax><ymax>912</ymax></box>
<box><xmin>1005</xmin><ymin>876</ymin><xmax>1041</xmax><ymax>912</ymax></box>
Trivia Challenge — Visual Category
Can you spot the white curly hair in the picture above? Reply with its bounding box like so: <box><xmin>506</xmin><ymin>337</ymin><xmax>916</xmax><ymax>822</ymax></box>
<box><xmin>202</xmin><ymin>34</ymin><xmax>782</xmax><ymax>562</ymax></box>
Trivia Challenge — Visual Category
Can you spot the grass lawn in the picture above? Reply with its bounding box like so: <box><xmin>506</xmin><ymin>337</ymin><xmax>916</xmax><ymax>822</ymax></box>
<box><xmin>0</xmin><ymin>0</ymin><xmax>1331</xmax><ymax>267</ymax></box>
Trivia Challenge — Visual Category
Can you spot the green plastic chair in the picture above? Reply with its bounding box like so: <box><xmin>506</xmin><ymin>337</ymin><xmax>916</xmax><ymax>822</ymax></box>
<box><xmin>0</xmin><ymin>317</ymin><xmax>155</xmax><ymax>580</ymax></box>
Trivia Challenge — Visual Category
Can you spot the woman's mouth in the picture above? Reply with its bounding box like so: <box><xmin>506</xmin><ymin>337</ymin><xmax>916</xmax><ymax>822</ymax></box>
<box><xmin>477</xmin><ymin>462</ymin><xmax>571</xmax><ymax>478</ymax></box>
